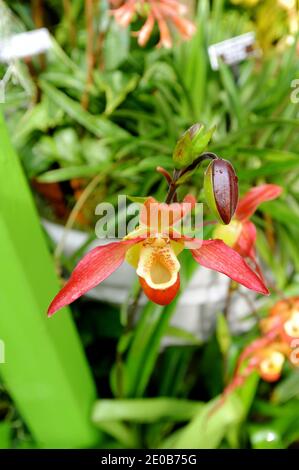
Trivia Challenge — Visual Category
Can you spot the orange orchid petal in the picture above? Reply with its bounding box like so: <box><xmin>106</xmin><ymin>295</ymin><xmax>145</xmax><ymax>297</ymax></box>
<box><xmin>139</xmin><ymin>195</ymin><xmax>196</xmax><ymax>234</ymax></box>
<box><xmin>269</xmin><ymin>297</ymin><xmax>299</xmax><ymax>320</ymax></box>
<box><xmin>139</xmin><ymin>273</ymin><xmax>180</xmax><ymax>305</ymax></box>
<box><xmin>281</xmin><ymin>311</ymin><xmax>299</xmax><ymax>344</ymax></box>
<box><xmin>136</xmin><ymin>237</ymin><xmax>180</xmax><ymax>290</ymax></box>
<box><xmin>235</xmin><ymin>184</ymin><xmax>282</xmax><ymax>221</ymax></box>
<box><xmin>258</xmin><ymin>350</ymin><xmax>285</xmax><ymax>382</ymax></box>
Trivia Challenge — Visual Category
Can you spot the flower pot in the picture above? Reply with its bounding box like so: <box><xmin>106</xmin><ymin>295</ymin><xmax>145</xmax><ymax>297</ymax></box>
<box><xmin>43</xmin><ymin>219</ymin><xmax>258</xmax><ymax>342</ymax></box>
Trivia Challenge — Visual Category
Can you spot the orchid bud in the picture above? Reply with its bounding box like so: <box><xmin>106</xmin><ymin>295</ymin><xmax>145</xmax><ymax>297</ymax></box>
<box><xmin>189</xmin><ymin>124</ymin><xmax>215</xmax><ymax>157</ymax></box>
<box><xmin>173</xmin><ymin>123</ymin><xmax>215</xmax><ymax>169</ymax></box>
<box><xmin>258</xmin><ymin>350</ymin><xmax>285</xmax><ymax>382</ymax></box>
<box><xmin>204</xmin><ymin>158</ymin><xmax>238</xmax><ymax>225</ymax></box>
<box><xmin>172</xmin><ymin>129</ymin><xmax>193</xmax><ymax>169</ymax></box>
<box><xmin>282</xmin><ymin>311</ymin><xmax>299</xmax><ymax>345</ymax></box>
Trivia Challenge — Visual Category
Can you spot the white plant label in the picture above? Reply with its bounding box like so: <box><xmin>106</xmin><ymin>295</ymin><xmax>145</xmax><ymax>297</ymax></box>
<box><xmin>0</xmin><ymin>27</ymin><xmax>51</xmax><ymax>62</ymax></box>
<box><xmin>208</xmin><ymin>32</ymin><xmax>259</xmax><ymax>71</ymax></box>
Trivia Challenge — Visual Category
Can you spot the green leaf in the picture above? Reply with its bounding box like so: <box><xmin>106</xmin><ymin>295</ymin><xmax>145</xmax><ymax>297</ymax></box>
<box><xmin>236</xmin><ymin>147</ymin><xmax>299</xmax><ymax>163</ymax></box>
<box><xmin>174</xmin><ymin>0</ymin><xmax>209</xmax><ymax>120</ymax></box>
<box><xmin>172</xmin><ymin>129</ymin><xmax>193</xmax><ymax>168</ymax></box>
<box><xmin>40</xmin><ymin>71</ymin><xmax>95</xmax><ymax>95</ymax></box>
<box><xmin>249</xmin><ymin>425</ymin><xmax>284</xmax><ymax>449</ymax></box>
<box><xmin>192</xmin><ymin>125</ymin><xmax>216</xmax><ymax>156</ymax></box>
<box><xmin>96</xmin><ymin>421</ymin><xmax>138</xmax><ymax>448</ymax></box>
<box><xmin>81</xmin><ymin>138</ymin><xmax>113</xmax><ymax>165</ymax></box>
<box><xmin>261</xmin><ymin>200</ymin><xmax>299</xmax><ymax>229</ymax></box>
<box><xmin>13</xmin><ymin>97</ymin><xmax>64</xmax><ymax>146</ymax></box>
<box><xmin>92</xmin><ymin>398</ymin><xmax>203</xmax><ymax>424</ymax></box>
<box><xmin>246</xmin><ymin>161</ymin><xmax>299</xmax><ymax>179</ymax></box>
<box><xmin>0</xmin><ymin>422</ymin><xmax>11</xmax><ymax>449</ymax></box>
<box><xmin>37</xmin><ymin>163</ymin><xmax>110</xmax><ymax>182</ymax></box>
<box><xmin>272</xmin><ymin>370</ymin><xmax>299</xmax><ymax>404</ymax></box>
<box><xmin>166</xmin><ymin>325</ymin><xmax>202</xmax><ymax>345</ymax></box>
<box><xmin>39</xmin><ymin>80</ymin><xmax>128</xmax><ymax>139</ymax></box>
<box><xmin>162</xmin><ymin>394</ymin><xmax>244</xmax><ymax>449</ymax></box>
<box><xmin>117</xmin><ymin>302</ymin><xmax>166</xmax><ymax>397</ymax></box>
<box><xmin>277</xmin><ymin>226</ymin><xmax>299</xmax><ymax>272</ymax></box>
<box><xmin>138</xmin><ymin>156</ymin><xmax>172</xmax><ymax>171</ymax></box>
<box><xmin>104</xmin><ymin>19</ymin><xmax>130</xmax><ymax>70</ymax></box>
<box><xmin>127</xmin><ymin>196</ymin><xmax>148</xmax><ymax>204</ymax></box>
<box><xmin>218</xmin><ymin>61</ymin><xmax>244</xmax><ymax>127</ymax></box>
<box><xmin>251</xmin><ymin>399</ymin><xmax>299</xmax><ymax>447</ymax></box>
<box><xmin>94</xmin><ymin>71</ymin><xmax>139</xmax><ymax>115</ymax></box>
<box><xmin>53</xmin><ymin>128</ymin><xmax>82</xmax><ymax>164</ymax></box>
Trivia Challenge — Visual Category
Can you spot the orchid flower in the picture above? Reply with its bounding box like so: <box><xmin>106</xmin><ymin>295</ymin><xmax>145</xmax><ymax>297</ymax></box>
<box><xmin>218</xmin><ymin>297</ymin><xmax>299</xmax><ymax>405</ymax></box>
<box><xmin>48</xmin><ymin>195</ymin><xmax>269</xmax><ymax>316</ymax></box>
<box><xmin>237</xmin><ymin>298</ymin><xmax>299</xmax><ymax>383</ymax></box>
<box><xmin>219</xmin><ymin>337</ymin><xmax>289</xmax><ymax>404</ymax></box>
<box><xmin>224</xmin><ymin>342</ymin><xmax>289</xmax><ymax>398</ymax></box>
<box><xmin>261</xmin><ymin>297</ymin><xmax>299</xmax><ymax>345</ymax></box>
<box><xmin>213</xmin><ymin>184</ymin><xmax>282</xmax><ymax>272</ymax></box>
<box><xmin>110</xmin><ymin>0</ymin><xmax>196</xmax><ymax>48</ymax></box>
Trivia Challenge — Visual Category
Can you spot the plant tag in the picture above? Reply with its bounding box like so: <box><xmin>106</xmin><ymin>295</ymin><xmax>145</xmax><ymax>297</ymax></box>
<box><xmin>0</xmin><ymin>28</ymin><xmax>52</xmax><ymax>63</ymax></box>
<box><xmin>208</xmin><ymin>32</ymin><xmax>259</xmax><ymax>71</ymax></box>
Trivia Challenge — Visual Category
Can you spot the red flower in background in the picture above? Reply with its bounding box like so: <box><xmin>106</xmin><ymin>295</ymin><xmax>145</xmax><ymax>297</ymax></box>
<box><xmin>261</xmin><ymin>297</ymin><xmax>299</xmax><ymax>346</ymax></box>
<box><xmin>223</xmin><ymin>341</ymin><xmax>289</xmax><ymax>400</ymax></box>
<box><xmin>214</xmin><ymin>184</ymin><xmax>282</xmax><ymax>276</ymax></box>
<box><xmin>110</xmin><ymin>0</ymin><xmax>196</xmax><ymax>48</ymax></box>
<box><xmin>218</xmin><ymin>297</ymin><xmax>299</xmax><ymax>407</ymax></box>
<box><xmin>48</xmin><ymin>195</ymin><xmax>268</xmax><ymax>316</ymax></box>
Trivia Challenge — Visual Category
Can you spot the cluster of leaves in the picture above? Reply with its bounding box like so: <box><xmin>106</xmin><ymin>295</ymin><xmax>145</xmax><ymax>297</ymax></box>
<box><xmin>2</xmin><ymin>0</ymin><xmax>299</xmax><ymax>449</ymax></box>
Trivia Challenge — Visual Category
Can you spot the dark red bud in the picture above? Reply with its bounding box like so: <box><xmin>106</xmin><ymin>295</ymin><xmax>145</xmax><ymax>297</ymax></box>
<box><xmin>204</xmin><ymin>159</ymin><xmax>239</xmax><ymax>224</ymax></box>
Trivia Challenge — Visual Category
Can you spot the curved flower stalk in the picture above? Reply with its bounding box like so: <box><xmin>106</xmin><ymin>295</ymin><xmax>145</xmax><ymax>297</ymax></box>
<box><xmin>219</xmin><ymin>297</ymin><xmax>299</xmax><ymax>404</ymax></box>
<box><xmin>213</xmin><ymin>184</ymin><xmax>282</xmax><ymax>276</ymax></box>
<box><xmin>110</xmin><ymin>0</ymin><xmax>196</xmax><ymax>48</ymax></box>
<box><xmin>48</xmin><ymin>194</ymin><xmax>269</xmax><ymax>316</ymax></box>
